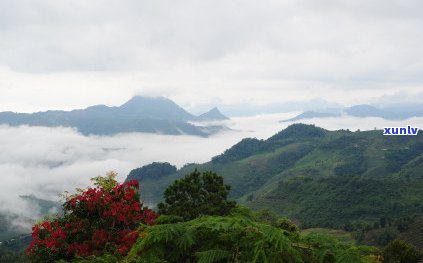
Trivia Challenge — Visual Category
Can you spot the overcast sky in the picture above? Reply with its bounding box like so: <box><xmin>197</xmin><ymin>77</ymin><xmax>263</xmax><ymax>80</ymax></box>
<box><xmin>0</xmin><ymin>0</ymin><xmax>423</xmax><ymax>113</ymax></box>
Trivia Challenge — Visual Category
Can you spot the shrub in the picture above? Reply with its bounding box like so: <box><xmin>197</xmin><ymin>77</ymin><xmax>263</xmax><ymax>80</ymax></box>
<box><xmin>26</xmin><ymin>172</ymin><xmax>158</xmax><ymax>263</ymax></box>
<box><xmin>382</xmin><ymin>239</ymin><xmax>422</xmax><ymax>263</ymax></box>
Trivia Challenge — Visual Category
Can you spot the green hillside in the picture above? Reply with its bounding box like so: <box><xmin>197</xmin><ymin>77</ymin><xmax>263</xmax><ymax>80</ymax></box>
<box><xmin>131</xmin><ymin>124</ymin><xmax>423</xmax><ymax>231</ymax></box>
<box><xmin>399</xmin><ymin>216</ymin><xmax>423</xmax><ymax>250</ymax></box>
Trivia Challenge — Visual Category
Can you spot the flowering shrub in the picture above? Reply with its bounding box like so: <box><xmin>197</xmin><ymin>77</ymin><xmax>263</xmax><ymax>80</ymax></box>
<box><xmin>26</xmin><ymin>173</ymin><xmax>158</xmax><ymax>262</ymax></box>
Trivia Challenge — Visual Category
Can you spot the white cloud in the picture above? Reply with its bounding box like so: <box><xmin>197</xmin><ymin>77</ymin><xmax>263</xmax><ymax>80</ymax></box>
<box><xmin>371</xmin><ymin>90</ymin><xmax>423</xmax><ymax>106</ymax></box>
<box><xmin>0</xmin><ymin>0</ymin><xmax>422</xmax><ymax>112</ymax></box>
<box><xmin>0</xmin><ymin>119</ymin><xmax>285</xmax><ymax>229</ymax></box>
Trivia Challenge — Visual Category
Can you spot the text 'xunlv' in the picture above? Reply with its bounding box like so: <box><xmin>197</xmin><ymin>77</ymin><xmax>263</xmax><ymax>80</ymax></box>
<box><xmin>383</xmin><ymin>125</ymin><xmax>420</xmax><ymax>136</ymax></box>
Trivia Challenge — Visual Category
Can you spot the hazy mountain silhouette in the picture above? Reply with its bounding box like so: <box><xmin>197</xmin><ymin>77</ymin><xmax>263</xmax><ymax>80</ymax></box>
<box><xmin>190</xmin><ymin>98</ymin><xmax>343</xmax><ymax>117</ymax></box>
<box><xmin>0</xmin><ymin>96</ymin><xmax>227</xmax><ymax>136</ymax></box>
<box><xmin>281</xmin><ymin>110</ymin><xmax>340</xmax><ymax>122</ymax></box>
<box><xmin>282</xmin><ymin>103</ymin><xmax>423</xmax><ymax>122</ymax></box>
<box><xmin>198</xmin><ymin>107</ymin><xmax>229</xmax><ymax>121</ymax></box>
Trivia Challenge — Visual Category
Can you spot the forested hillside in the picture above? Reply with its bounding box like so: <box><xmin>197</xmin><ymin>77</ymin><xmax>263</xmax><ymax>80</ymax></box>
<box><xmin>129</xmin><ymin>124</ymin><xmax>423</xmax><ymax>244</ymax></box>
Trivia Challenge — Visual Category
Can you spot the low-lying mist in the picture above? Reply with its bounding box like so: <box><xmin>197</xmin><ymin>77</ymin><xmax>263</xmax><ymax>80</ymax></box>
<box><xmin>1</xmin><ymin>113</ymin><xmax>423</xmax><ymax>233</ymax></box>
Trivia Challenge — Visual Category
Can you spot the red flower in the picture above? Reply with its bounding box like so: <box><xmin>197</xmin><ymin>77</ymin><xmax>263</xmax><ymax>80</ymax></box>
<box><xmin>118</xmin><ymin>245</ymin><xmax>128</xmax><ymax>255</ymax></box>
<box><xmin>27</xmin><ymin>179</ymin><xmax>158</xmax><ymax>260</ymax></box>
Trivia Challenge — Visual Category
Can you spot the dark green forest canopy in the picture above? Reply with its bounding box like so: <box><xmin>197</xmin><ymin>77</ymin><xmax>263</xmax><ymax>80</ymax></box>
<box><xmin>126</xmin><ymin>162</ymin><xmax>177</xmax><ymax>181</ymax></box>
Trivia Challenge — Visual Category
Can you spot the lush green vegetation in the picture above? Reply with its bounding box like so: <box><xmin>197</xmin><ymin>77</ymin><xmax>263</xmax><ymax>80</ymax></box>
<box><xmin>157</xmin><ymin>170</ymin><xmax>236</xmax><ymax>220</ymax></box>
<box><xmin>126</xmin><ymin>211</ymin><xmax>379</xmax><ymax>263</ymax></box>
<box><xmin>0</xmin><ymin>247</ymin><xmax>26</xmax><ymax>263</ymax></box>
<box><xmin>212</xmin><ymin>138</ymin><xmax>264</xmax><ymax>164</ymax></box>
<box><xmin>11</xmin><ymin>123</ymin><xmax>423</xmax><ymax>262</ymax></box>
<box><xmin>385</xmin><ymin>142</ymin><xmax>423</xmax><ymax>172</ymax></box>
<box><xmin>398</xmin><ymin>216</ymin><xmax>423</xmax><ymax>250</ymax></box>
<box><xmin>250</xmin><ymin>175</ymin><xmax>423</xmax><ymax>228</ymax></box>
<box><xmin>382</xmin><ymin>239</ymin><xmax>422</xmax><ymax>263</ymax></box>
<box><xmin>25</xmin><ymin>172</ymin><xmax>392</xmax><ymax>262</ymax></box>
<box><xmin>125</xmin><ymin>162</ymin><xmax>177</xmax><ymax>181</ymax></box>
<box><xmin>148</xmin><ymin>126</ymin><xmax>423</xmax><ymax>223</ymax></box>
<box><xmin>125</xmin><ymin>124</ymin><xmax>423</xmax><ymax>251</ymax></box>
<box><xmin>211</xmin><ymin>124</ymin><xmax>326</xmax><ymax>165</ymax></box>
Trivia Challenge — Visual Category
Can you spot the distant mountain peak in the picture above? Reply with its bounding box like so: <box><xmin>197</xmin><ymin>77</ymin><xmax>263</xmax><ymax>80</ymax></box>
<box><xmin>118</xmin><ymin>96</ymin><xmax>196</xmax><ymax>121</ymax></box>
<box><xmin>344</xmin><ymin>104</ymin><xmax>386</xmax><ymax>118</ymax></box>
<box><xmin>198</xmin><ymin>107</ymin><xmax>229</xmax><ymax>121</ymax></box>
<box><xmin>121</xmin><ymin>96</ymin><xmax>170</xmax><ymax>108</ymax></box>
<box><xmin>281</xmin><ymin>110</ymin><xmax>341</xmax><ymax>122</ymax></box>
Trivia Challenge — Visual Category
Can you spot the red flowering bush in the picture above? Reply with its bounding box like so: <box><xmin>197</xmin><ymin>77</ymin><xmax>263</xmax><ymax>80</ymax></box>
<box><xmin>26</xmin><ymin>172</ymin><xmax>158</xmax><ymax>262</ymax></box>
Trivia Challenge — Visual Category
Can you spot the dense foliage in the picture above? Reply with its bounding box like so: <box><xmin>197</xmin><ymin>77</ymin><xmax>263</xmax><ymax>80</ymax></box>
<box><xmin>0</xmin><ymin>247</ymin><xmax>26</xmax><ymax>263</ymax></box>
<box><xmin>212</xmin><ymin>124</ymin><xmax>325</xmax><ymax>164</ymax></box>
<box><xmin>126</xmin><ymin>162</ymin><xmax>177</xmax><ymax>181</ymax></box>
<box><xmin>212</xmin><ymin>138</ymin><xmax>264</xmax><ymax>164</ymax></box>
<box><xmin>382</xmin><ymin>239</ymin><xmax>422</xmax><ymax>263</ymax></box>
<box><xmin>26</xmin><ymin>173</ymin><xmax>157</xmax><ymax>263</ymax></box>
<box><xmin>267</xmin><ymin>123</ymin><xmax>326</xmax><ymax>142</ymax></box>
<box><xmin>127</xmin><ymin>209</ymin><xmax>379</xmax><ymax>263</ymax></box>
<box><xmin>158</xmin><ymin>170</ymin><xmax>236</xmax><ymax>220</ymax></box>
<box><xmin>385</xmin><ymin>142</ymin><xmax>423</xmax><ymax>172</ymax></box>
<box><xmin>266</xmin><ymin>175</ymin><xmax>413</xmax><ymax>228</ymax></box>
<box><xmin>24</xmin><ymin>169</ymin><xmax>423</xmax><ymax>262</ymax></box>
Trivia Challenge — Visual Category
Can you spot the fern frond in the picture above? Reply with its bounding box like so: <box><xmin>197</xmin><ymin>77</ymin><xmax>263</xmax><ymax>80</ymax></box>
<box><xmin>260</xmin><ymin>225</ymin><xmax>290</xmax><ymax>251</ymax></box>
<box><xmin>337</xmin><ymin>248</ymin><xmax>365</xmax><ymax>263</ymax></box>
<box><xmin>195</xmin><ymin>249</ymin><xmax>232</xmax><ymax>263</ymax></box>
<box><xmin>143</xmin><ymin>223</ymin><xmax>184</xmax><ymax>244</ymax></box>
<box><xmin>175</xmin><ymin>227</ymin><xmax>196</xmax><ymax>250</ymax></box>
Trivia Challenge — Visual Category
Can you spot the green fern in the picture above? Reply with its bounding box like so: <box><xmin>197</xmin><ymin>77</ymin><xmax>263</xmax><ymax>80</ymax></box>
<box><xmin>124</xmin><ymin>215</ymin><xmax>377</xmax><ymax>263</ymax></box>
<box><xmin>195</xmin><ymin>249</ymin><xmax>232</xmax><ymax>263</ymax></box>
<box><xmin>175</xmin><ymin>227</ymin><xmax>196</xmax><ymax>250</ymax></box>
<box><xmin>337</xmin><ymin>248</ymin><xmax>364</xmax><ymax>263</ymax></box>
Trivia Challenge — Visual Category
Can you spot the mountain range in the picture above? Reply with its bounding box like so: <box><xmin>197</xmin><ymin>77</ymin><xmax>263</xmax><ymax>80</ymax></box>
<box><xmin>189</xmin><ymin>98</ymin><xmax>344</xmax><ymax>116</ymax></box>
<box><xmin>2</xmin><ymin>96</ymin><xmax>421</xmax><ymax>137</ymax></box>
<box><xmin>282</xmin><ymin>103</ymin><xmax>423</xmax><ymax>122</ymax></box>
<box><xmin>0</xmin><ymin>96</ymin><xmax>229</xmax><ymax>136</ymax></box>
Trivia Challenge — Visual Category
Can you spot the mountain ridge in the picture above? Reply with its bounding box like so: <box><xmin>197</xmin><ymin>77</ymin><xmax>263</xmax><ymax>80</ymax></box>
<box><xmin>197</xmin><ymin>107</ymin><xmax>229</xmax><ymax>121</ymax></box>
<box><xmin>282</xmin><ymin>103</ymin><xmax>423</xmax><ymax>122</ymax></box>
<box><xmin>0</xmin><ymin>96</ymin><xmax>227</xmax><ymax>137</ymax></box>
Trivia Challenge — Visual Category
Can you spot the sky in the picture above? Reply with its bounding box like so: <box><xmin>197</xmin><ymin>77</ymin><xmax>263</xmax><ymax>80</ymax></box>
<box><xmin>0</xmin><ymin>0</ymin><xmax>422</xmax><ymax>113</ymax></box>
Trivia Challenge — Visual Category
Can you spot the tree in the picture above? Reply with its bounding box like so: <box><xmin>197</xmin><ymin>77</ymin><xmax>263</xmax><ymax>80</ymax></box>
<box><xmin>26</xmin><ymin>172</ymin><xmax>157</xmax><ymax>263</ymax></box>
<box><xmin>158</xmin><ymin>170</ymin><xmax>236</xmax><ymax>220</ymax></box>
<box><xmin>382</xmin><ymin>239</ymin><xmax>422</xmax><ymax>263</ymax></box>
